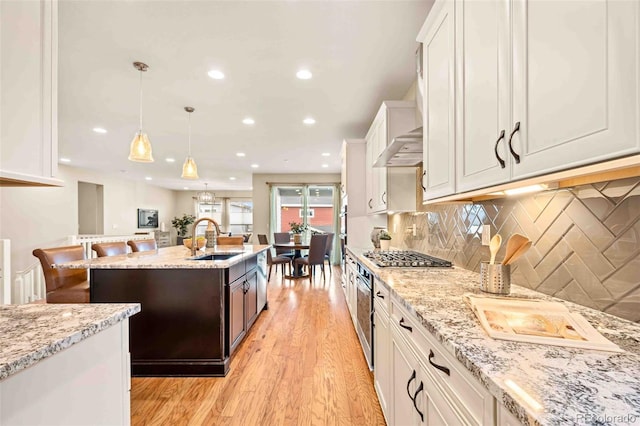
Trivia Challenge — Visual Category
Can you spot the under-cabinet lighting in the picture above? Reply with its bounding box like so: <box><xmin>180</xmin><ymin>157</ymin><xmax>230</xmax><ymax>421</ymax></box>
<box><xmin>229</xmin><ymin>177</ymin><xmax>236</xmax><ymax>180</ymax></box>
<box><xmin>504</xmin><ymin>183</ymin><xmax>558</xmax><ymax>196</ymax></box>
<box><xmin>504</xmin><ymin>379</ymin><xmax>543</xmax><ymax>411</ymax></box>
<box><xmin>59</xmin><ymin>158</ymin><xmax>71</xmax><ymax>163</ymax></box>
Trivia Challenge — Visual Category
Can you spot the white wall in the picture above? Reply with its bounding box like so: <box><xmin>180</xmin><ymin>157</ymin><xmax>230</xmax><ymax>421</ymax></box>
<box><xmin>0</xmin><ymin>164</ymin><xmax>177</xmax><ymax>282</ymax></box>
<box><xmin>251</xmin><ymin>173</ymin><xmax>341</xmax><ymax>242</ymax></box>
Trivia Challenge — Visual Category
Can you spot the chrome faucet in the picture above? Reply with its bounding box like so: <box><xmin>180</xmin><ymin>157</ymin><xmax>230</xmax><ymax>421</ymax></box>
<box><xmin>190</xmin><ymin>217</ymin><xmax>221</xmax><ymax>256</ymax></box>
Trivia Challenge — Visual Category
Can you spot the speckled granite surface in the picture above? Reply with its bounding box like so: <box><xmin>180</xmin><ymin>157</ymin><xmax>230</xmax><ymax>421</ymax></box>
<box><xmin>55</xmin><ymin>245</ymin><xmax>269</xmax><ymax>269</ymax></box>
<box><xmin>347</xmin><ymin>247</ymin><xmax>640</xmax><ymax>426</ymax></box>
<box><xmin>0</xmin><ymin>303</ymin><xmax>140</xmax><ymax>381</ymax></box>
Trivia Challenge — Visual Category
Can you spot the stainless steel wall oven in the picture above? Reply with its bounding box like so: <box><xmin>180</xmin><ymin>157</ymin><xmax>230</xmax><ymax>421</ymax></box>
<box><xmin>355</xmin><ymin>262</ymin><xmax>373</xmax><ymax>370</ymax></box>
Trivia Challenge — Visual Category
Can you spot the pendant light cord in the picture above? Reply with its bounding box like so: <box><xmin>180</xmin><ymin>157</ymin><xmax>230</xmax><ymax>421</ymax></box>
<box><xmin>139</xmin><ymin>70</ymin><xmax>143</xmax><ymax>131</ymax></box>
<box><xmin>188</xmin><ymin>111</ymin><xmax>192</xmax><ymax>156</ymax></box>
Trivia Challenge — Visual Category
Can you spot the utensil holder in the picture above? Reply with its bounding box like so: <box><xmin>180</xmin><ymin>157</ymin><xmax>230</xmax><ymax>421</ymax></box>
<box><xmin>480</xmin><ymin>262</ymin><xmax>511</xmax><ymax>294</ymax></box>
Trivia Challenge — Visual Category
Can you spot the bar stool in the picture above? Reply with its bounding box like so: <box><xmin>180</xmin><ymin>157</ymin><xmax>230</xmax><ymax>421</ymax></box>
<box><xmin>91</xmin><ymin>241</ymin><xmax>127</xmax><ymax>257</ymax></box>
<box><xmin>127</xmin><ymin>239</ymin><xmax>157</xmax><ymax>252</ymax></box>
<box><xmin>32</xmin><ymin>245</ymin><xmax>89</xmax><ymax>303</ymax></box>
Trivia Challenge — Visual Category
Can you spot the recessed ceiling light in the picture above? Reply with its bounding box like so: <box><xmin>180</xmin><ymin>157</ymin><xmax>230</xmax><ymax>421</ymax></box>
<box><xmin>321</xmin><ymin>164</ymin><xmax>328</xmax><ymax>168</ymax></box>
<box><xmin>303</xmin><ymin>117</ymin><xmax>316</xmax><ymax>125</ymax></box>
<box><xmin>145</xmin><ymin>177</ymin><xmax>152</xmax><ymax>181</ymax></box>
<box><xmin>229</xmin><ymin>177</ymin><xmax>236</xmax><ymax>180</ymax></box>
<box><xmin>321</xmin><ymin>152</ymin><xmax>330</xmax><ymax>157</ymax></box>
<box><xmin>92</xmin><ymin>127</ymin><xmax>107</xmax><ymax>134</ymax></box>
<box><xmin>242</xmin><ymin>118</ymin><xmax>255</xmax><ymax>125</ymax></box>
<box><xmin>250</xmin><ymin>164</ymin><xmax>259</xmax><ymax>168</ymax></box>
<box><xmin>236</xmin><ymin>152</ymin><xmax>245</xmax><ymax>157</ymax></box>
<box><xmin>59</xmin><ymin>158</ymin><xmax>71</xmax><ymax>163</ymax></box>
<box><xmin>296</xmin><ymin>69</ymin><xmax>312</xmax><ymax>80</ymax></box>
<box><xmin>208</xmin><ymin>69</ymin><xmax>225</xmax><ymax>80</ymax></box>
<box><xmin>165</xmin><ymin>158</ymin><xmax>175</xmax><ymax>163</ymax></box>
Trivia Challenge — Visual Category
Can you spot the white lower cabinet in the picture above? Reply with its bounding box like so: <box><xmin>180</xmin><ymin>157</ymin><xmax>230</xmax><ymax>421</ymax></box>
<box><xmin>375</xmin><ymin>294</ymin><xmax>496</xmax><ymax>425</ymax></box>
<box><xmin>497</xmin><ymin>404</ymin><xmax>521</xmax><ymax>426</ymax></box>
<box><xmin>345</xmin><ymin>254</ymin><xmax>358</xmax><ymax>326</ymax></box>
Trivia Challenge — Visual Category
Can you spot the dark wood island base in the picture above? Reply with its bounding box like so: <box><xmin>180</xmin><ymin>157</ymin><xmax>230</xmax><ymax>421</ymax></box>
<box><xmin>90</xmin><ymin>252</ymin><xmax>267</xmax><ymax>377</ymax></box>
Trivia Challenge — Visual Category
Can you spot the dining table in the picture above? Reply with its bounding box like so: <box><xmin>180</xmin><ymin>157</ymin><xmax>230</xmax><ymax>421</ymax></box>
<box><xmin>272</xmin><ymin>242</ymin><xmax>310</xmax><ymax>278</ymax></box>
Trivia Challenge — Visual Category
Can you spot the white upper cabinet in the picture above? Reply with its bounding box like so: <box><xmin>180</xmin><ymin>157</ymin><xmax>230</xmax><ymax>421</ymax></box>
<box><xmin>421</xmin><ymin>0</ymin><xmax>639</xmax><ymax>197</ymax></box>
<box><xmin>420</xmin><ymin>0</ymin><xmax>457</xmax><ymax>201</ymax></box>
<box><xmin>510</xmin><ymin>0</ymin><xmax>639</xmax><ymax>179</ymax></box>
<box><xmin>365</xmin><ymin>101</ymin><xmax>417</xmax><ymax>214</ymax></box>
<box><xmin>0</xmin><ymin>0</ymin><xmax>61</xmax><ymax>186</ymax></box>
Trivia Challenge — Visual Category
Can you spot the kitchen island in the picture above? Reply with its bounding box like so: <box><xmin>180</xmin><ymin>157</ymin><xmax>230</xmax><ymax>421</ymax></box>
<box><xmin>0</xmin><ymin>303</ymin><xmax>140</xmax><ymax>425</ymax></box>
<box><xmin>347</xmin><ymin>247</ymin><xmax>640</xmax><ymax>426</ymax></box>
<box><xmin>57</xmin><ymin>245</ymin><xmax>269</xmax><ymax>377</ymax></box>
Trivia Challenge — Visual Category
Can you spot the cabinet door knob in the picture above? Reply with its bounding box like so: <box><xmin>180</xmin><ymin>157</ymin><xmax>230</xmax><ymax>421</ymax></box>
<box><xmin>428</xmin><ymin>349</ymin><xmax>451</xmax><ymax>376</ymax></box>
<box><xmin>412</xmin><ymin>381</ymin><xmax>425</xmax><ymax>422</ymax></box>
<box><xmin>421</xmin><ymin>170</ymin><xmax>426</xmax><ymax>191</ymax></box>
<box><xmin>508</xmin><ymin>122</ymin><xmax>521</xmax><ymax>164</ymax></box>
<box><xmin>399</xmin><ymin>317</ymin><xmax>413</xmax><ymax>332</ymax></box>
<box><xmin>494</xmin><ymin>129</ymin><xmax>506</xmax><ymax>169</ymax></box>
<box><xmin>406</xmin><ymin>369</ymin><xmax>417</xmax><ymax>401</ymax></box>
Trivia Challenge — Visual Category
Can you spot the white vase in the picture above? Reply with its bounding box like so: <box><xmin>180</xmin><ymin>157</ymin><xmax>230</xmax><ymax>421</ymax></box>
<box><xmin>379</xmin><ymin>240</ymin><xmax>391</xmax><ymax>251</ymax></box>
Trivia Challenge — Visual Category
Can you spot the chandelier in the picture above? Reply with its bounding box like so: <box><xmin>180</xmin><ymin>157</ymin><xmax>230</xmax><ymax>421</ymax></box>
<box><xmin>128</xmin><ymin>62</ymin><xmax>154</xmax><ymax>162</ymax></box>
<box><xmin>181</xmin><ymin>106</ymin><xmax>199</xmax><ymax>179</ymax></box>
<box><xmin>197</xmin><ymin>183</ymin><xmax>215</xmax><ymax>205</ymax></box>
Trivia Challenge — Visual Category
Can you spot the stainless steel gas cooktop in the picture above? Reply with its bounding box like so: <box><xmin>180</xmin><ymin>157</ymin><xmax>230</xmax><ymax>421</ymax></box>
<box><xmin>362</xmin><ymin>250</ymin><xmax>452</xmax><ymax>268</ymax></box>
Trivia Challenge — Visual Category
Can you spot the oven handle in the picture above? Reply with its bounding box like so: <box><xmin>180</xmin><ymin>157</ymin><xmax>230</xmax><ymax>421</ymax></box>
<box><xmin>399</xmin><ymin>317</ymin><xmax>413</xmax><ymax>332</ymax></box>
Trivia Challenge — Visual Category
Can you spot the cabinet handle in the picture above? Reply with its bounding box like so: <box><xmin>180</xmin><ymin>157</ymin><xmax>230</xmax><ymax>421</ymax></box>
<box><xmin>399</xmin><ymin>317</ymin><xmax>413</xmax><ymax>332</ymax></box>
<box><xmin>428</xmin><ymin>349</ymin><xmax>451</xmax><ymax>376</ymax></box>
<box><xmin>508</xmin><ymin>121</ymin><xmax>521</xmax><ymax>164</ymax></box>
<box><xmin>421</xmin><ymin>170</ymin><xmax>426</xmax><ymax>191</ymax></box>
<box><xmin>412</xmin><ymin>381</ymin><xmax>425</xmax><ymax>422</ymax></box>
<box><xmin>406</xmin><ymin>369</ymin><xmax>417</xmax><ymax>401</ymax></box>
<box><xmin>368</xmin><ymin>199</ymin><xmax>373</xmax><ymax>208</ymax></box>
<box><xmin>381</xmin><ymin>191</ymin><xmax>387</xmax><ymax>204</ymax></box>
<box><xmin>376</xmin><ymin>291</ymin><xmax>385</xmax><ymax>299</ymax></box>
<box><xmin>494</xmin><ymin>129</ymin><xmax>506</xmax><ymax>169</ymax></box>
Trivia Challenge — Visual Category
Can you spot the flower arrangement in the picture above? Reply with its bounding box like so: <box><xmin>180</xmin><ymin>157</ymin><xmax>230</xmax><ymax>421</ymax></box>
<box><xmin>289</xmin><ymin>221</ymin><xmax>308</xmax><ymax>234</ymax></box>
<box><xmin>171</xmin><ymin>213</ymin><xmax>196</xmax><ymax>237</ymax></box>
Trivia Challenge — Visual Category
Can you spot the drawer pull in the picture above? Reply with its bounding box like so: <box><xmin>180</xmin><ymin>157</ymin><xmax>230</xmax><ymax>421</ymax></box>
<box><xmin>508</xmin><ymin>121</ymin><xmax>521</xmax><ymax>164</ymax></box>
<box><xmin>376</xmin><ymin>291</ymin><xmax>385</xmax><ymax>299</ymax></box>
<box><xmin>412</xmin><ymin>381</ymin><xmax>425</xmax><ymax>422</ymax></box>
<box><xmin>428</xmin><ymin>349</ymin><xmax>450</xmax><ymax>376</ymax></box>
<box><xmin>421</xmin><ymin>170</ymin><xmax>426</xmax><ymax>191</ymax></box>
<box><xmin>494</xmin><ymin>129</ymin><xmax>506</xmax><ymax>168</ymax></box>
<box><xmin>399</xmin><ymin>317</ymin><xmax>413</xmax><ymax>332</ymax></box>
<box><xmin>368</xmin><ymin>199</ymin><xmax>373</xmax><ymax>208</ymax></box>
<box><xmin>406</xmin><ymin>369</ymin><xmax>417</xmax><ymax>400</ymax></box>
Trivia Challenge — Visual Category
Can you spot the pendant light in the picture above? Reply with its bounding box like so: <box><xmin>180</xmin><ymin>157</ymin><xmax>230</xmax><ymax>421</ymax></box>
<box><xmin>181</xmin><ymin>106</ymin><xmax>199</xmax><ymax>179</ymax></box>
<box><xmin>128</xmin><ymin>62</ymin><xmax>154</xmax><ymax>162</ymax></box>
<box><xmin>197</xmin><ymin>183</ymin><xmax>215</xmax><ymax>205</ymax></box>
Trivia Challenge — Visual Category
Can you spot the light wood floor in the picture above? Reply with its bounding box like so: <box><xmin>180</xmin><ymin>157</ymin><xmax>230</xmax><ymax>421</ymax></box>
<box><xmin>130</xmin><ymin>265</ymin><xmax>386</xmax><ymax>426</ymax></box>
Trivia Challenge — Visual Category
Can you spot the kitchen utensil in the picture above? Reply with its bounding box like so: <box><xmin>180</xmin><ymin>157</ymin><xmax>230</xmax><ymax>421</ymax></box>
<box><xmin>480</xmin><ymin>262</ymin><xmax>511</xmax><ymax>294</ymax></box>
<box><xmin>504</xmin><ymin>240</ymin><xmax>532</xmax><ymax>265</ymax></box>
<box><xmin>502</xmin><ymin>233</ymin><xmax>529</xmax><ymax>265</ymax></box>
<box><xmin>489</xmin><ymin>234</ymin><xmax>502</xmax><ymax>265</ymax></box>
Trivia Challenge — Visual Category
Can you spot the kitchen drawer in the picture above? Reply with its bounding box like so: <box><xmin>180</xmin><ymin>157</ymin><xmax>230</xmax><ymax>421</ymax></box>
<box><xmin>373</xmin><ymin>278</ymin><xmax>390</xmax><ymax>314</ymax></box>
<box><xmin>391</xmin><ymin>299</ymin><xmax>494</xmax><ymax>425</ymax></box>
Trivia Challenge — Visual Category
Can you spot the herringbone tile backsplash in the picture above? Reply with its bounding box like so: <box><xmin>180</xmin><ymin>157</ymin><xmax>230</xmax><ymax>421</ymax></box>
<box><xmin>390</xmin><ymin>177</ymin><xmax>640</xmax><ymax>322</ymax></box>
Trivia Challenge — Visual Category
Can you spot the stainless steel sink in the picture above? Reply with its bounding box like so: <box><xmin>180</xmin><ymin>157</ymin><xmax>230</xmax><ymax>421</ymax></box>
<box><xmin>188</xmin><ymin>253</ymin><xmax>240</xmax><ymax>261</ymax></box>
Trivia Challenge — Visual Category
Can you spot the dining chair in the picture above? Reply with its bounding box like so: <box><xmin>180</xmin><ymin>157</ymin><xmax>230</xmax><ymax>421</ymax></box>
<box><xmin>273</xmin><ymin>232</ymin><xmax>294</xmax><ymax>258</ymax></box>
<box><xmin>258</xmin><ymin>234</ymin><xmax>291</xmax><ymax>280</ymax></box>
<box><xmin>127</xmin><ymin>239</ymin><xmax>157</xmax><ymax>252</ymax></box>
<box><xmin>294</xmin><ymin>234</ymin><xmax>329</xmax><ymax>281</ymax></box>
<box><xmin>32</xmin><ymin>246</ymin><xmax>90</xmax><ymax>303</ymax></box>
<box><xmin>324</xmin><ymin>233</ymin><xmax>335</xmax><ymax>274</ymax></box>
<box><xmin>91</xmin><ymin>241</ymin><xmax>127</xmax><ymax>257</ymax></box>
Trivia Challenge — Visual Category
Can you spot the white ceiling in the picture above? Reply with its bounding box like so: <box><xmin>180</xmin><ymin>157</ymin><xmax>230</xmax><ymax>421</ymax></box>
<box><xmin>58</xmin><ymin>0</ymin><xmax>433</xmax><ymax>191</ymax></box>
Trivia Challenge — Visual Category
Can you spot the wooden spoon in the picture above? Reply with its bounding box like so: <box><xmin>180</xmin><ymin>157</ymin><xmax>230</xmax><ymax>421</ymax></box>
<box><xmin>502</xmin><ymin>233</ymin><xmax>529</xmax><ymax>265</ymax></box>
<box><xmin>504</xmin><ymin>240</ymin><xmax>532</xmax><ymax>265</ymax></box>
<box><xmin>489</xmin><ymin>234</ymin><xmax>502</xmax><ymax>265</ymax></box>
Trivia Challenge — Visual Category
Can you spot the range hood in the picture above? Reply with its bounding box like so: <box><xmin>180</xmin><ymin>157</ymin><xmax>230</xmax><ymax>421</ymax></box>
<box><xmin>373</xmin><ymin>127</ymin><xmax>423</xmax><ymax>167</ymax></box>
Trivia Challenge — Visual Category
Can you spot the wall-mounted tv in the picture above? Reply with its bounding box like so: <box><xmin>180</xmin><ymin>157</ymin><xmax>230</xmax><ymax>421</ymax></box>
<box><xmin>138</xmin><ymin>209</ymin><xmax>158</xmax><ymax>228</ymax></box>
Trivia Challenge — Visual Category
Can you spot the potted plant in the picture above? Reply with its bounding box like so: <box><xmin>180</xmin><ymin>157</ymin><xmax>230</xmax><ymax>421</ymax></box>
<box><xmin>289</xmin><ymin>221</ymin><xmax>307</xmax><ymax>244</ymax></box>
<box><xmin>379</xmin><ymin>230</ymin><xmax>392</xmax><ymax>251</ymax></box>
<box><xmin>171</xmin><ymin>213</ymin><xmax>196</xmax><ymax>245</ymax></box>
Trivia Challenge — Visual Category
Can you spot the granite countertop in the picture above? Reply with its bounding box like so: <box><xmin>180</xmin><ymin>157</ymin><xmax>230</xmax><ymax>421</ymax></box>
<box><xmin>0</xmin><ymin>303</ymin><xmax>140</xmax><ymax>381</ymax></box>
<box><xmin>346</xmin><ymin>247</ymin><xmax>640</xmax><ymax>426</ymax></box>
<box><xmin>55</xmin><ymin>244</ymin><xmax>270</xmax><ymax>269</ymax></box>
